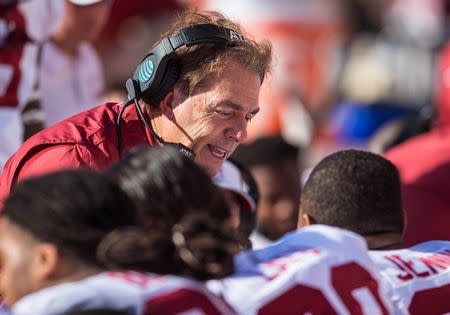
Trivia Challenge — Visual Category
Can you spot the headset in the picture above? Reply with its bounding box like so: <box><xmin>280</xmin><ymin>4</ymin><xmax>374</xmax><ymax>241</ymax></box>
<box><xmin>116</xmin><ymin>24</ymin><xmax>246</xmax><ymax>158</ymax></box>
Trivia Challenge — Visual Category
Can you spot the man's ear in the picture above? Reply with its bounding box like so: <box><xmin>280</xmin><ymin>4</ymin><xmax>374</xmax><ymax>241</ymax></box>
<box><xmin>159</xmin><ymin>90</ymin><xmax>176</xmax><ymax>121</ymax></box>
<box><xmin>298</xmin><ymin>206</ymin><xmax>316</xmax><ymax>228</ymax></box>
<box><xmin>32</xmin><ymin>243</ymin><xmax>60</xmax><ymax>281</ymax></box>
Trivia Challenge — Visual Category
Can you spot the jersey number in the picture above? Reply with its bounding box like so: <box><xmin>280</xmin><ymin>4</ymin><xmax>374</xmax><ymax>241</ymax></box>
<box><xmin>258</xmin><ymin>262</ymin><xmax>389</xmax><ymax>315</ymax></box>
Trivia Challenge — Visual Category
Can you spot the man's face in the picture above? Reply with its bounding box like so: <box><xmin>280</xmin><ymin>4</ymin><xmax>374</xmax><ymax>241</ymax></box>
<box><xmin>165</xmin><ymin>60</ymin><xmax>261</xmax><ymax>175</ymax></box>
<box><xmin>252</xmin><ymin>159</ymin><xmax>301</xmax><ymax>241</ymax></box>
<box><xmin>0</xmin><ymin>220</ymin><xmax>38</xmax><ymax>306</ymax></box>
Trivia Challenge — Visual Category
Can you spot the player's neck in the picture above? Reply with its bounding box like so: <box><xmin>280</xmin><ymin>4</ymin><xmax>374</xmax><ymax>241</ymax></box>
<box><xmin>365</xmin><ymin>232</ymin><xmax>404</xmax><ymax>250</ymax></box>
<box><xmin>44</xmin><ymin>263</ymin><xmax>103</xmax><ymax>290</ymax></box>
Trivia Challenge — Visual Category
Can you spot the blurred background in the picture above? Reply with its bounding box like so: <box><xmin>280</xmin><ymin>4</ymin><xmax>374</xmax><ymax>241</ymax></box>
<box><xmin>3</xmin><ymin>0</ymin><xmax>450</xmax><ymax>247</ymax></box>
<box><xmin>95</xmin><ymin>0</ymin><xmax>450</xmax><ymax>170</ymax></box>
<box><xmin>4</xmin><ymin>0</ymin><xmax>449</xmax><ymax>169</ymax></box>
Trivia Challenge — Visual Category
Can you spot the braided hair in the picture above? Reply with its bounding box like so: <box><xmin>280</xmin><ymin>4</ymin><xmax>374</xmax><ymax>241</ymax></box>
<box><xmin>104</xmin><ymin>147</ymin><xmax>240</xmax><ymax>280</ymax></box>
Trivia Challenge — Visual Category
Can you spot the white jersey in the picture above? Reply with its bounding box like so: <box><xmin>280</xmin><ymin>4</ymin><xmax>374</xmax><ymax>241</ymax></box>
<box><xmin>0</xmin><ymin>0</ymin><xmax>61</xmax><ymax>168</ymax></box>
<box><xmin>208</xmin><ymin>225</ymin><xmax>393</xmax><ymax>315</ymax></box>
<box><xmin>12</xmin><ymin>271</ymin><xmax>235</xmax><ymax>315</ymax></box>
<box><xmin>249</xmin><ymin>230</ymin><xmax>273</xmax><ymax>250</ymax></box>
<box><xmin>0</xmin><ymin>305</ymin><xmax>10</xmax><ymax>315</ymax></box>
<box><xmin>369</xmin><ymin>241</ymin><xmax>450</xmax><ymax>315</ymax></box>
<box><xmin>11</xmin><ymin>272</ymin><xmax>141</xmax><ymax>315</ymax></box>
<box><xmin>40</xmin><ymin>40</ymin><xmax>104</xmax><ymax>127</ymax></box>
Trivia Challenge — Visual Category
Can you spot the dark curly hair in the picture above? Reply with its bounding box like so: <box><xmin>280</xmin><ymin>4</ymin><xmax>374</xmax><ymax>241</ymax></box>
<box><xmin>105</xmin><ymin>147</ymin><xmax>240</xmax><ymax>280</ymax></box>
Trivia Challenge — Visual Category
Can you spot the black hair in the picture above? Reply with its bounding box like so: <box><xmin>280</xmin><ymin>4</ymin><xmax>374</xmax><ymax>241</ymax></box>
<box><xmin>301</xmin><ymin>149</ymin><xmax>403</xmax><ymax>236</ymax></box>
<box><xmin>2</xmin><ymin>169</ymin><xmax>136</xmax><ymax>266</ymax></box>
<box><xmin>105</xmin><ymin>147</ymin><xmax>240</xmax><ymax>280</ymax></box>
<box><xmin>232</xmin><ymin>136</ymin><xmax>299</xmax><ymax>167</ymax></box>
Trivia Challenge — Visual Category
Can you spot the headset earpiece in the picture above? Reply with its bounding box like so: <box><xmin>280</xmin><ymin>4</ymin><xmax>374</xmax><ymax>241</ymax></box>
<box><xmin>141</xmin><ymin>60</ymin><xmax>180</xmax><ymax>105</ymax></box>
<box><xmin>127</xmin><ymin>24</ymin><xmax>245</xmax><ymax>105</ymax></box>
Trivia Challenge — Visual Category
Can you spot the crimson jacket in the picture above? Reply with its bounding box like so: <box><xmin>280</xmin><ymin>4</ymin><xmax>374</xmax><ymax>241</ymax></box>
<box><xmin>385</xmin><ymin>43</ymin><xmax>450</xmax><ymax>246</ymax></box>
<box><xmin>0</xmin><ymin>102</ymin><xmax>155</xmax><ymax>206</ymax></box>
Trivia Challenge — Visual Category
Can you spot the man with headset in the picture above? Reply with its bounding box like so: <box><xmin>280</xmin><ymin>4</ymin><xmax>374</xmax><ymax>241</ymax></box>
<box><xmin>0</xmin><ymin>10</ymin><xmax>272</xmax><ymax>205</ymax></box>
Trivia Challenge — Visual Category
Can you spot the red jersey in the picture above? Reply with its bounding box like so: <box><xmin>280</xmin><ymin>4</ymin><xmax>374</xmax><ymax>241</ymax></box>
<box><xmin>0</xmin><ymin>102</ymin><xmax>154</xmax><ymax>206</ymax></box>
<box><xmin>385</xmin><ymin>129</ymin><xmax>450</xmax><ymax>246</ymax></box>
<box><xmin>385</xmin><ymin>42</ymin><xmax>450</xmax><ymax>246</ymax></box>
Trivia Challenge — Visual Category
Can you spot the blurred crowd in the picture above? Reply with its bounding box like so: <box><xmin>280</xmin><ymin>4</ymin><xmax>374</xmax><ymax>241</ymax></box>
<box><xmin>1</xmin><ymin>0</ymin><xmax>450</xmax><ymax>314</ymax></box>
<box><xmin>3</xmin><ymin>0</ymin><xmax>450</xmax><ymax>162</ymax></box>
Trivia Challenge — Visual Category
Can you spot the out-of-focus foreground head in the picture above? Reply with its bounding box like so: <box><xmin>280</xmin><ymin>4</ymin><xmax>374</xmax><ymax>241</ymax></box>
<box><xmin>0</xmin><ymin>169</ymin><xmax>136</xmax><ymax>306</ymax></box>
<box><xmin>106</xmin><ymin>146</ymin><xmax>240</xmax><ymax>280</ymax></box>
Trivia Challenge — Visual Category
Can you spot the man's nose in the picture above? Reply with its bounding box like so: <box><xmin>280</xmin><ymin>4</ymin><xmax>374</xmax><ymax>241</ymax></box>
<box><xmin>226</xmin><ymin>119</ymin><xmax>248</xmax><ymax>143</ymax></box>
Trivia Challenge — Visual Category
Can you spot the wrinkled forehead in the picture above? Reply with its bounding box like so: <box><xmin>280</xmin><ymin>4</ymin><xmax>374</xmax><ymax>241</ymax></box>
<box><xmin>202</xmin><ymin>64</ymin><xmax>261</xmax><ymax>106</ymax></box>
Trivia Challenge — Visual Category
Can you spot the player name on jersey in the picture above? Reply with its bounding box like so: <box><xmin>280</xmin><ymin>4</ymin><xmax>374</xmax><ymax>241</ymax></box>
<box><xmin>370</xmin><ymin>241</ymin><xmax>450</xmax><ymax>315</ymax></box>
<box><xmin>384</xmin><ymin>249</ymin><xmax>450</xmax><ymax>281</ymax></box>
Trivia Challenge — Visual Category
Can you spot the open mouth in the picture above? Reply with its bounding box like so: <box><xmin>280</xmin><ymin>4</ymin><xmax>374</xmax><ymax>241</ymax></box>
<box><xmin>208</xmin><ymin>145</ymin><xmax>228</xmax><ymax>159</ymax></box>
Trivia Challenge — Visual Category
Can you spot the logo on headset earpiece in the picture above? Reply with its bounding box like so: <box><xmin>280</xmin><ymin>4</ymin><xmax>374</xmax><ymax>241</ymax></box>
<box><xmin>138</xmin><ymin>59</ymin><xmax>155</xmax><ymax>83</ymax></box>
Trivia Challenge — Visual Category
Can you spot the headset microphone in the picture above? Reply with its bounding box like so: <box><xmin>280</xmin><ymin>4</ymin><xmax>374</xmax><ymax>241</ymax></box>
<box><xmin>131</xmin><ymin>89</ymin><xmax>196</xmax><ymax>160</ymax></box>
<box><xmin>117</xmin><ymin>24</ymin><xmax>244</xmax><ymax>159</ymax></box>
